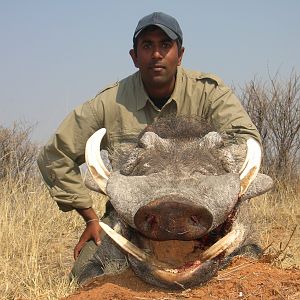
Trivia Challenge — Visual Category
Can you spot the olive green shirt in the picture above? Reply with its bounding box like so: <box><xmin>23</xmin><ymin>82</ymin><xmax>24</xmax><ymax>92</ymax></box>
<box><xmin>38</xmin><ymin>67</ymin><xmax>261</xmax><ymax>212</ymax></box>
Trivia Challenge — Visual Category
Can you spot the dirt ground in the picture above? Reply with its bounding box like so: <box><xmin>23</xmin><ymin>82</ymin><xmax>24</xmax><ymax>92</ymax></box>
<box><xmin>64</xmin><ymin>257</ymin><xmax>300</xmax><ymax>300</ymax></box>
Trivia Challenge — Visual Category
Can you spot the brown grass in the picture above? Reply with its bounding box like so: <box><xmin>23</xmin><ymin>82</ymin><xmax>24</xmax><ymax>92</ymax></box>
<box><xmin>0</xmin><ymin>177</ymin><xmax>81</xmax><ymax>300</ymax></box>
<box><xmin>0</xmin><ymin>176</ymin><xmax>299</xmax><ymax>300</ymax></box>
<box><xmin>248</xmin><ymin>180</ymin><xmax>300</xmax><ymax>268</ymax></box>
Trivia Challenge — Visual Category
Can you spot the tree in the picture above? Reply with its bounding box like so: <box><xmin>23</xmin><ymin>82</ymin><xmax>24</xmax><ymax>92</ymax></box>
<box><xmin>0</xmin><ymin>122</ymin><xmax>38</xmax><ymax>180</ymax></box>
<box><xmin>240</xmin><ymin>71</ymin><xmax>300</xmax><ymax>180</ymax></box>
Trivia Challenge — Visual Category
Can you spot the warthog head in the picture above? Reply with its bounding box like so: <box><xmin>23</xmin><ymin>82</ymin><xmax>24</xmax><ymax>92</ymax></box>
<box><xmin>84</xmin><ymin>116</ymin><xmax>273</xmax><ymax>288</ymax></box>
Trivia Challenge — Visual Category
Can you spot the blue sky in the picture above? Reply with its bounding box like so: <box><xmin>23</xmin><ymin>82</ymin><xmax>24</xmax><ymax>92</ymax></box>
<box><xmin>0</xmin><ymin>1</ymin><xmax>299</xmax><ymax>143</ymax></box>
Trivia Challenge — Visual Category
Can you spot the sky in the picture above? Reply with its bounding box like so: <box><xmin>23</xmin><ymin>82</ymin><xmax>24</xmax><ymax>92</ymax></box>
<box><xmin>0</xmin><ymin>1</ymin><xmax>299</xmax><ymax>143</ymax></box>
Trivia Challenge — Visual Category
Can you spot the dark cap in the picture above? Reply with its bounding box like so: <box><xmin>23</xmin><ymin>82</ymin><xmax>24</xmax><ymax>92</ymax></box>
<box><xmin>133</xmin><ymin>12</ymin><xmax>183</xmax><ymax>45</ymax></box>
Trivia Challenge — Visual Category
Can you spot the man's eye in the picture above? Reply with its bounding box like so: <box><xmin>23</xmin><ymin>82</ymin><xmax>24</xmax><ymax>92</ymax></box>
<box><xmin>162</xmin><ymin>43</ymin><xmax>172</xmax><ymax>48</ymax></box>
<box><xmin>143</xmin><ymin>44</ymin><xmax>151</xmax><ymax>49</ymax></box>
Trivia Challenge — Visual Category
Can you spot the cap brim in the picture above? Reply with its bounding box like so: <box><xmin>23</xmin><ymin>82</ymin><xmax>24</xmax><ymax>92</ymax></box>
<box><xmin>134</xmin><ymin>24</ymin><xmax>178</xmax><ymax>41</ymax></box>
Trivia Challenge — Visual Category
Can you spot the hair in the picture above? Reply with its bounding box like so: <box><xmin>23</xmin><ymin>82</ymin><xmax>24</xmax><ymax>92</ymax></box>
<box><xmin>133</xmin><ymin>25</ymin><xmax>183</xmax><ymax>55</ymax></box>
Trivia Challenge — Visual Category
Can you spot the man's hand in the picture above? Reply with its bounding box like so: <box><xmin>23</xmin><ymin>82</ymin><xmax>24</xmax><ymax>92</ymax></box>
<box><xmin>74</xmin><ymin>207</ymin><xmax>102</xmax><ymax>260</ymax></box>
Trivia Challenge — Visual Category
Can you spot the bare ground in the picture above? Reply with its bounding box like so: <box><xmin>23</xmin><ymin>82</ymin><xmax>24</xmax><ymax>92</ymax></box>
<box><xmin>63</xmin><ymin>257</ymin><xmax>300</xmax><ymax>300</ymax></box>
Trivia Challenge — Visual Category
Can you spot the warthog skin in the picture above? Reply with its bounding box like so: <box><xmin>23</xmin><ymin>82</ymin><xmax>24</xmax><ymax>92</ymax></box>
<box><xmin>79</xmin><ymin>116</ymin><xmax>273</xmax><ymax>289</ymax></box>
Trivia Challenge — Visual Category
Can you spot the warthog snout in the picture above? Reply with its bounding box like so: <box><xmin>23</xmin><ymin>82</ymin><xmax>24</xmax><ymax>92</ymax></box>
<box><xmin>134</xmin><ymin>195</ymin><xmax>213</xmax><ymax>240</ymax></box>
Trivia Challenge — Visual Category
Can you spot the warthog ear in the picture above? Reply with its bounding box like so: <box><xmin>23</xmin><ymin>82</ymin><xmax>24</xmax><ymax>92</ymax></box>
<box><xmin>239</xmin><ymin>173</ymin><xmax>274</xmax><ymax>201</ymax></box>
<box><xmin>80</xmin><ymin>163</ymin><xmax>101</xmax><ymax>193</ymax></box>
<box><xmin>81</xmin><ymin>150</ymin><xmax>112</xmax><ymax>193</ymax></box>
<box><xmin>85</xmin><ymin>128</ymin><xmax>111</xmax><ymax>194</ymax></box>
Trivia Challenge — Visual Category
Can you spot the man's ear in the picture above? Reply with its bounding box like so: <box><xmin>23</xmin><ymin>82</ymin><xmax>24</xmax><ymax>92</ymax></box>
<box><xmin>177</xmin><ymin>47</ymin><xmax>185</xmax><ymax>66</ymax></box>
<box><xmin>129</xmin><ymin>49</ymin><xmax>139</xmax><ymax>68</ymax></box>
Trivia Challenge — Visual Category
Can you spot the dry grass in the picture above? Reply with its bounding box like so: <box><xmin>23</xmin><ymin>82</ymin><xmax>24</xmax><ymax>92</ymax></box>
<box><xmin>0</xmin><ymin>177</ymin><xmax>82</xmax><ymax>300</ymax></box>
<box><xmin>0</xmin><ymin>175</ymin><xmax>299</xmax><ymax>300</ymax></box>
<box><xmin>248</xmin><ymin>180</ymin><xmax>300</xmax><ymax>268</ymax></box>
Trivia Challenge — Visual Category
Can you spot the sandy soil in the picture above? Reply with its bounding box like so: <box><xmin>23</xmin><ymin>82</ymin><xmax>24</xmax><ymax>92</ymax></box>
<box><xmin>64</xmin><ymin>257</ymin><xmax>300</xmax><ymax>300</ymax></box>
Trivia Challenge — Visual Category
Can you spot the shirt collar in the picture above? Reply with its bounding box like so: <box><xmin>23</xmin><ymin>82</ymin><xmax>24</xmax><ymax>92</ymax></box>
<box><xmin>135</xmin><ymin>66</ymin><xmax>183</xmax><ymax>111</ymax></box>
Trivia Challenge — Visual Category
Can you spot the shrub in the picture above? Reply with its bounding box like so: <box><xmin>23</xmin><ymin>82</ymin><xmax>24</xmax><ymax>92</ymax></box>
<box><xmin>240</xmin><ymin>71</ymin><xmax>300</xmax><ymax>180</ymax></box>
<box><xmin>0</xmin><ymin>121</ymin><xmax>38</xmax><ymax>181</ymax></box>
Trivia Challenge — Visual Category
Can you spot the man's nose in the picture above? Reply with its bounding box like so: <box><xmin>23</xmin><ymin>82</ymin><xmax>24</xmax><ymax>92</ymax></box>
<box><xmin>151</xmin><ymin>47</ymin><xmax>163</xmax><ymax>59</ymax></box>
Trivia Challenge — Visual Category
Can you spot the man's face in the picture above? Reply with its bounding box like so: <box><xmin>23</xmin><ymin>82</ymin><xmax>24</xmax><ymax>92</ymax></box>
<box><xmin>130</xmin><ymin>27</ymin><xmax>184</xmax><ymax>90</ymax></box>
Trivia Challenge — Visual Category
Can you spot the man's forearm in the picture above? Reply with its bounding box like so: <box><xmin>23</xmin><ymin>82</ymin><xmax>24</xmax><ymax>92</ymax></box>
<box><xmin>76</xmin><ymin>207</ymin><xmax>99</xmax><ymax>223</ymax></box>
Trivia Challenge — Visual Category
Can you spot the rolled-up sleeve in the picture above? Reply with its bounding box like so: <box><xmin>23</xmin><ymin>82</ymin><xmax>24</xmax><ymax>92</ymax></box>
<box><xmin>207</xmin><ymin>84</ymin><xmax>261</xmax><ymax>145</ymax></box>
<box><xmin>37</xmin><ymin>99</ymin><xmax>103</xmax><ymax>211</ymax></box>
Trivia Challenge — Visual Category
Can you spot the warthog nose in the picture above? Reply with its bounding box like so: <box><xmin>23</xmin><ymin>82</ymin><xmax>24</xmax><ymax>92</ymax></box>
<box><xmin>134</xmin><ymin>196</ymin><xmax>213</xmax><ymax>240</ymax></box>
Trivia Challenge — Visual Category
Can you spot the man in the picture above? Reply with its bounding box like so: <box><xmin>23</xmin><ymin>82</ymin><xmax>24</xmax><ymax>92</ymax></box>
<box><xmin>38</xmin><ymin>12</ymin><xmax>261</xmax><ymax>272</ymax></box>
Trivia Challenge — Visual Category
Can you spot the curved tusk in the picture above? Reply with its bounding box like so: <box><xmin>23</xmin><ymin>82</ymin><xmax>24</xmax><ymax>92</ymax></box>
<box><xmin>100</xmin><ymin>221</ymin><xmax>149</xmax><ymax>261</ymax></box>
<box><xmin>200</xmin><ymin>228</ymin><xmax>244</xmax><ymax>261</ymax></box>
<box><xmin>100</xmin><ymin>221</ymin><xmax>172</xmax><ymax>269</ymax></box>
<box><xmin>85</xmin><ymin>128</ymin><xmax>110</xmax><ymax>194</ymax></box>
<box><xmin>239</xmin><ymin>138</ymin><xmax>262</xmax><ymax>197</ymax></box>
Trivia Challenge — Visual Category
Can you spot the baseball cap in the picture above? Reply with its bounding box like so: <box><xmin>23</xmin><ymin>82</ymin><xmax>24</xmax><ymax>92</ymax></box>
<box><xmin>133</xmin><ymin>12</ymin><xmax>183</xmax><ymax>45</ymax></box>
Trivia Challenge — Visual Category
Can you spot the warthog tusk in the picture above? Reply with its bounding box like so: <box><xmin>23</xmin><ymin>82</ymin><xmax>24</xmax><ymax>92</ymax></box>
<box><xmin>100</xmin><ymin>221</ymin><xmax>171</xmax><ymax>269</ymax></box>
<box><xmin>200</xmin><ymin>228</ymin><xmax>244</xmax><ymax>261</ymax></box>
<box><xmin>100</xmin><ymin>221</ymin><xmax>149</xmax><ymax>261</ymax></box>
<box><xmin>85</xmin><ymin>128</ymin><xmax>110</xmax><ymax>194</ymax></box>
<box><xmin>239</xmin><ymin>138</ymin><xmax>261</xmax><ymax>197</ymax></box>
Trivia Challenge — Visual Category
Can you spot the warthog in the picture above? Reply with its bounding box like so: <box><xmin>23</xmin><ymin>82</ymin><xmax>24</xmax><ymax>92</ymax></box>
<box><xmin>78</xmin><ymin>116</ymin><xmax>273</xmax><ymax>289</ymax></box>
